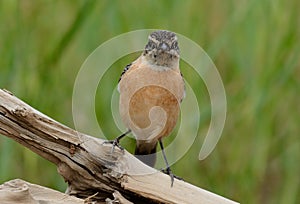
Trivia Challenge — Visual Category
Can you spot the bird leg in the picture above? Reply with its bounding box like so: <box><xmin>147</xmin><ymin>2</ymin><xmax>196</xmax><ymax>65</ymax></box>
<box><xmin>159</xmin><ymin>139</ymin><xmax>182</xmax><ymax>187</ymax></box>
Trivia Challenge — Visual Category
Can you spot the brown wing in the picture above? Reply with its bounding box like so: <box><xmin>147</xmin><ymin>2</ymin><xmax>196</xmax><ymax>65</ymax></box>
<box><xmin>118</xmin><ymin>63</ymin><xmax>132</xmax><ymax>83</ymax></box>
<box><xmin>180</xmin><ymin>71</ymin><xmax>186</xmax><ymax>102</ymax></box>
<box><xmin>118</xmin><ymin>58</ymin><xmax>142</xmax><ymax>92</ymax></box>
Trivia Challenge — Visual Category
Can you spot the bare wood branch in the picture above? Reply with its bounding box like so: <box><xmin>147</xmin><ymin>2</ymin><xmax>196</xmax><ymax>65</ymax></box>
<box><xmin>0</xmin><ymin>89</ymin><xmax>238</xmax><ymax>204</ymax></box>
<box><xmin>0</xmin><ymin>179</ymin><xmax>84</xmax><ymax>204</ymax></box>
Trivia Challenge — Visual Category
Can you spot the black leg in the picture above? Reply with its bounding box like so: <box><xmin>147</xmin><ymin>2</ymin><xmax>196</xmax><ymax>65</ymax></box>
<box><xmin>104</xmin><ymin>129</ymin><xmax>131</xmax><ymax>152</ymax></box>
<box><xmin>159</xmin><ymin>139</ymin><xmax>175</xmax><ymax>187</ymax></box>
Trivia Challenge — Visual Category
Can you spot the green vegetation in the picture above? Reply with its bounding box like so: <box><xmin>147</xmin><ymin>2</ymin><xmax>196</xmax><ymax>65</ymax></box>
<box><xmin>0</xmin><ymin>1</ymin><xmax>299</xmax><ymax>203</ymax></box>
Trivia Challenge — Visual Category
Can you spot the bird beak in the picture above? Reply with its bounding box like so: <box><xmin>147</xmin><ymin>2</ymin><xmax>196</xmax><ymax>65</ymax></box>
<box><xmin>160</xmin><ymin>43</ymin><xmax>168</xmax><ymax>51</ymax></box>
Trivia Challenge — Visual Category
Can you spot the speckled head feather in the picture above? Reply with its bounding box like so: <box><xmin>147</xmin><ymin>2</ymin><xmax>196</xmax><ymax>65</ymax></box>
<box><xmin>145</xmin><ymin>30</ymin><xmax>179</xmax><ymax>55</ymax></box>
<box><xmin>143</xmin><ymin>30</ymin><xmax>180</xmax><ymax>68</ymax></box>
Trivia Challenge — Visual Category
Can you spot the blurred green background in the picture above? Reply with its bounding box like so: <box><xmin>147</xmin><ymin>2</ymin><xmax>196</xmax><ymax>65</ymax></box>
<box><xmin>0</xmin><ymin>0</ymin><xmax>299</xmax><ymax>203</ymax></box>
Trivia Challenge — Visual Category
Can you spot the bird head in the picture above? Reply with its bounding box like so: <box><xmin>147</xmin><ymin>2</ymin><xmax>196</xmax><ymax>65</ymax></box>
<box><xmin>143</xmin><ymin>30</ymin><xmax>180</xmax><ymax>69</ymax></box>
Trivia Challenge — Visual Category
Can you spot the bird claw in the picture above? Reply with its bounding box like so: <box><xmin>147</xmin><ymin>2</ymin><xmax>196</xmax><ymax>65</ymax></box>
<box><xmin>161</xmin><ymin>167</ymin><xmax>183</xmax><ymax>187</ymax></box>
<box><xmin>103</xmin><ymin>130</ymin><xmax>130</xmax><ymax>153</ymax></box>
<box><xmin>103</xmin><ymin>139</ymin><xmax>124</xmax><ymax>153</ymax></box>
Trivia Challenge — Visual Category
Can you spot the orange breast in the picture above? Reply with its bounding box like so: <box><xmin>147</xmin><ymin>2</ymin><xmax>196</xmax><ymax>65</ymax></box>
<box><xmin>119</xmin><ymin>58</ymin><xmax>184</xmax><ymax>142</ymax></box>
<box><xmin>128</xmin><ymin>85</ymin><xmax>180</xmax><ymax>140</ymax></box>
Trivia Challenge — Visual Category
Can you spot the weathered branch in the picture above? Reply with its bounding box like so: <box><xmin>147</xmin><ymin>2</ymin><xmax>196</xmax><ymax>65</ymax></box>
<box><xmin>0</xmin><ymin>179</ymin><xmax>85</xmax><ymax>204</ymax></box>
<box><xmin>0</xmin><ymin>89</ymin><xmax>238</xmax><ymax>204</ymax></box>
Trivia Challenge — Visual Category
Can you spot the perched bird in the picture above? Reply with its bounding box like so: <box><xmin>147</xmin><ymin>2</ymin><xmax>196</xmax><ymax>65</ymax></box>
<box><xmin>112</xmin><ymin>30</ymin><xmax>185</xmax><ymax>186</ymax></box>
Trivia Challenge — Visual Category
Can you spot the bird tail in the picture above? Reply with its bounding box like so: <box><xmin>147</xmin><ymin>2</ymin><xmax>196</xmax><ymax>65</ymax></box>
<box><xmin>135</xmin><ymin>141</ymin><xmax>157</xmax><ymax>167</ymax></box>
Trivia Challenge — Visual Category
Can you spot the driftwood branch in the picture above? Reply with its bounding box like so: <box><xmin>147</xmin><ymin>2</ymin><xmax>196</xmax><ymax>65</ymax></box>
<box><xmin>0</xmin><ymin>89</ymin><xmax>238</xmax><ymax>204</ymax></box>
<box><xmin>0</xmin><ymin>179</ymin><xmax>85</xmax><ymax>204</ymax></box>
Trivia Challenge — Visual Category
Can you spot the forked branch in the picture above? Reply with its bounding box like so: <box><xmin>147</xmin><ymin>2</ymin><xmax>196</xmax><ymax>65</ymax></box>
<box><xmin>0</xmin><ymin>89</ymin><xmax>238</xmax><ymax>204</ymax></box>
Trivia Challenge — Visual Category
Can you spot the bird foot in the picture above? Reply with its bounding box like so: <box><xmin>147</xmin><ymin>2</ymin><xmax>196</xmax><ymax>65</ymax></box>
<box><xmin>161</xmin><ymin>167</ymin><xmax>183</xmax><ymax>187</ymax></box>
<box><xmin>103</xmin><ymin>138</ymin><xmax>124</xmax><ymax>153</ymax></box>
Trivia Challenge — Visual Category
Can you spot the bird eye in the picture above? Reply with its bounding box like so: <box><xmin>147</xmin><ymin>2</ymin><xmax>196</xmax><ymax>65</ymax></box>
<box><xmin>171</xmin><ymin>41</ymin><xmax>178</xmax><ymax>49</ymax></box>
<box><xmin>152</xmin><ymin>43</ymin><xmax>157</xmax><ymax>49</ymax></box>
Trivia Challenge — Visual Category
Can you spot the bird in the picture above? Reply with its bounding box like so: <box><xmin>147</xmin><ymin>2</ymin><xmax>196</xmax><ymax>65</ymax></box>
<box><xmin>110</xmin><ymin>30</ymin><xmax>185</xmax><ymax>186</ymax></box>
